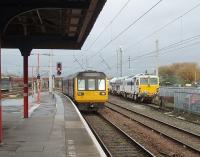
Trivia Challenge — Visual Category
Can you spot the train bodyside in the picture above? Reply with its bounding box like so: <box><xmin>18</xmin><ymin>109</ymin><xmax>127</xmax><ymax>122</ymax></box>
<box><xmin>114</xmin><ymin>76</ymin><xmax>128</xmax><ymax>95</ymax></box>
<box><xmin>110</xmin><ymin>74</ymin><xmax>159</xmax><ymax>102</ymax></box>
<box><xmin>124</xmin><ymin>75</ymin><xmax>159</xmax><ymax>102</ymax></box>
<box><xmin>109</xmin><ymin>77</ymin><xmax>117</xmax><ymax>94</ymax></box>
<box><xmin>63</xmin><ymin>71</ymin><xmax>108</xmax><ymax>111</ymax></box>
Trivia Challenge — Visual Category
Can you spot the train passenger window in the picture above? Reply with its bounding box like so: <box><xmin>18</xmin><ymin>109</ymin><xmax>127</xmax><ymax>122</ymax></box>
<box><xmin>127</xmin><ymin>81</ymin><xmax>133</xmax><ymax>86</ymax></box>
<box><xmin>98</xmin><ymin>79</ymin><xmax>105</xmax><ymax>90</ymax></box>
<box><xmin>140</xmin><ymin>78</ymin><xmax>148</xmax><ymax>85</ymax></box>
<box><xmin>150</xmin><ymin>78</ymin><xmax>158</xmax><ymax>85</ymax></box>
<box><xmin>88</xmin><ymin>79</ymin><xmax>95</xmax><ymax>90</ymax></box>
<box><xmin>78</xmin><ymin>79</ymin><xmax>85</xmax><ymax>90</ymax></box>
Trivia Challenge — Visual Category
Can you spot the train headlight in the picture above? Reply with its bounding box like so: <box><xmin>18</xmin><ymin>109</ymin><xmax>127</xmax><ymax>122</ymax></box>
<box><xmin>77</xmin><ymin>92</ymin><xmax>84</xmax><ymax>96</ymax></box>
<box><xmin>100</xmin><ymin>92</ymin><xmax>106</xmax><ymax>95</ymax></box>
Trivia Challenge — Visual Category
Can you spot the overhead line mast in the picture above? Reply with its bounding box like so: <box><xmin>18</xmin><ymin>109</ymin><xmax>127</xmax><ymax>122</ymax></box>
<box><xmin>119</xmin><ymin>47</ymin><xmax>123</xmax><ymax>77</ymax></box>
<box><xmin>155</xmin><ymin>40</ymin><xmax>159</xmax><ymax>76</ymax></box>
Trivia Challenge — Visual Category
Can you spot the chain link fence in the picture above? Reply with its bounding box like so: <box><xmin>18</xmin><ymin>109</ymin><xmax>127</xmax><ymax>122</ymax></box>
<box><xmin>159</xmin><ymin>87</ymin><xmax>200</xmax><ymax>115</ymax></box>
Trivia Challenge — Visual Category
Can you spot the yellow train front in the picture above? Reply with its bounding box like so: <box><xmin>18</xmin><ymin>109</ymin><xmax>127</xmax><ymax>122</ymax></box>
<box><xmin>63</xmin><ymin>70</ymin><xmax>108</xmax><ymax>111</ymax></box>
<box><xmin>136</xmin><ymin>75</ymin><xmax>159</xmax><ymax>102</ymax></box>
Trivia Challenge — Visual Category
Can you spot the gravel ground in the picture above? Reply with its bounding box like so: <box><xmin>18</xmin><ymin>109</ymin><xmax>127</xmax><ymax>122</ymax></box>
<box><xmin>109</xmin><ymin>95</ymin><xmax>200</xmax><ymax>135</ymax></box>
<box><xmin>106</xmin><ymin>102</ymin><xmax>200</xmax><ymax>152</ymax></box>
<box><xmin>84</xmin><ymin>114</ymin><xmax>149</xmax><ymax>157</ymax></box>
<box><xmin>99</xmin><ymin>108</ymin><xmax>200</xmax><ymax>157</ymax></box>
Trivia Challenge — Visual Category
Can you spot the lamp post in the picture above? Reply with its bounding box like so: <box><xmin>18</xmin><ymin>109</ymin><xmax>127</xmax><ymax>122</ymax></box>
<box><xmin>31</xmin><ymin>52</ymin><xmax>55</xmax><ymax>97</ymax></box>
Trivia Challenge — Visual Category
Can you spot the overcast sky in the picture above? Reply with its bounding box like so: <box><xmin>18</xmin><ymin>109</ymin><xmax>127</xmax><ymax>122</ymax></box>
<box><xmin>2</xmin><ymin>0</ymin><xmax>200</xmax><ymax>77</ymax></box>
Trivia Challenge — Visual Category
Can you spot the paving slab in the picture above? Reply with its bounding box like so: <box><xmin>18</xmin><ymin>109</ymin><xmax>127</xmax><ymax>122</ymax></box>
<box><xmin>1</xmin><ymin>92</ymin><xmax>106</xmax><ymax>157</ymax></box>
<box><xmin>1</xmin><ymin>92</ymin><xmax>66</xmax><ymax>157</ymax></box>
<box><xmin>59</xmin><ymin>93</ymin><xmax>106</xmax><ymax>157</ymax></box>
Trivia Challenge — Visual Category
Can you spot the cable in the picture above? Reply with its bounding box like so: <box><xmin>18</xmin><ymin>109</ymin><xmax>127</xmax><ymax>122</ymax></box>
<box><xmin>84</xmin><ymin>0</ymin><xmax>131</xmax><ymax>51</ymax></box>
<box><xmin>96</xmin><ymin>34</ymin><xmax>200</xmax><ymax>69</ymax></box>
<box><xmin>99</xmin><ymin>34</ymin><xmax>200</xmax><ymax>73</ymax></box>
<box><xmin>125</xmin><ymin>2</ymin><xmax>200</xmax><ymax>51</ymax></box>
<box><xmin>89</xmin><ymin>0</ymin><xmax>163</xmax><ymax>59</ymax></box>
<box><xmin>89</xmin><ymin>1</ymin><xmax>200</xmax><ymax>71</ymax></box>
<box><xmin>73</xmin><ymin>54</ymin><xmax>85</xmax><ymax>70</ymax></box>
<box><xmin>104</xmin><ymin>40</ymin><xmax>200</xmax><ymax>74</ymax></box>
<box><xmin>95</xmin><ymin>33</ymin><xmax>200</xmax><ymax>71</ymax></box>
<box><xmin>130</xmin><ymin>34</ymin><xmax>200</xmax><ymax>61</ymax></box>
<box><xmin>159</xmin><ymin>40</ymin><xmax>200</xmax><ymax>56</ymax></box>
<box><xmin>99</xmin><ymin>55</ymin><xmax>111</xmax><ymax>70</ymax></box>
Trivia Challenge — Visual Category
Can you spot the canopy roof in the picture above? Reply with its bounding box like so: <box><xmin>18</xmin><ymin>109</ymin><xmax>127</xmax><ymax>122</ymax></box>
<box><xmin>0</xmin><ymin>0</ymin><xmax>106</xmax><ymax>53</ymax></box>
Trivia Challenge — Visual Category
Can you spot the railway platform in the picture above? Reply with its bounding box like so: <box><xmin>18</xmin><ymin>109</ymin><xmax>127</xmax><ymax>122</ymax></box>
<box><xmin>0</xmin><ymin>92</ymin><xmax>105</xmax><ymax>157</ymax></box>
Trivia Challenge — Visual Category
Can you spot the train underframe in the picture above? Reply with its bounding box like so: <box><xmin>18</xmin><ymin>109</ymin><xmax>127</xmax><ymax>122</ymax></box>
<box><xmin>120</xmin><ymin>92</ymin><xmax>155</xmax><ymax>103</ymax></box>
<box><xmin>76</xmin><ymin>102</ymin><xmax>105</xmax><ymax>111</ymax></box>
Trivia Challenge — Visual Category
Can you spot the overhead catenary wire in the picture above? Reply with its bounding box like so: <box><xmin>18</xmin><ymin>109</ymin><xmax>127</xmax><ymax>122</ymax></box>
<box><xmin>129</xmin><ymin>34</ymin><xmax>200</xmax><ymax>61</ymax></box>
<box><xmin>103</xmin><ymin>33</ymin><xmax>200</xmax><ymax>68</ymax></box>
<box><xmin>99</xmin><ymin>55</ymin><xmax>111</xmax><ymax>70</ymax></box>
<box><xmin>84</xmin><ymin>0</ymin><xmax>131</xmax><ymax>51</ymax></box>
<box><xmin>73</xmin><ymin>54</ymin><xmax>85</xmax><ymax>70</ymax></box>
<box><xmin>89</xmin><ymin>0</ymin><xmax>163</xmax><ymax>59</ymax></box>
<box><xmin>92</xmin><ymin>1</ymin><xmax>200</xmax><ymax>70</ymax></box>
<box><xmin>101</xmin><ymin>34</ymin><xmax>200</xmax><ymax>73</ymax></box>
<box><xmin>125</xmin><ymin>1</ymin><xmax>200</xmax><ymax>51</ymax></box>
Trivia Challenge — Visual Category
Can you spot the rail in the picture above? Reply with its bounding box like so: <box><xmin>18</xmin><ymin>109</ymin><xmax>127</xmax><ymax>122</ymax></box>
<box><xmin>83</xmin><ymin>113</ymin><xmax>155</xmax><ymax>157</ymax></box>
<box><xmin>106</xmin><ymin>101</ymin><xmax>200</xmax><ymax>154</ymax></box>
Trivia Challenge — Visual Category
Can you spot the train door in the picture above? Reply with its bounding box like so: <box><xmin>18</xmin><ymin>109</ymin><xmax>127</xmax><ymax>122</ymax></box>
<box><xmin>134</xmin><ymin>78</ymin><xmax>140</xmax><ymax>94</ymax></box>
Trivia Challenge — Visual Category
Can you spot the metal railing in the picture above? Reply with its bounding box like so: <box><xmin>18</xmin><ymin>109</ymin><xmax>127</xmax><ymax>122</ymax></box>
<box><xmin>159</xmin><ymin>87</ymin><xmax>200</xmax><ymax>97</ymax></box>
<box><xmin>174</xmin><ymin>92</ymin><xmax>200</xmax><ymax>115</ymax></box>
<box><xmin>159</xmin><ymin>87</ymin><xmax>200</xmax><ymax>115</ymax></box>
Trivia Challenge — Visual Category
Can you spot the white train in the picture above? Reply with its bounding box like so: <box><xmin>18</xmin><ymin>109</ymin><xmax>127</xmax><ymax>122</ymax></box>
<box><xmin>109</xmin><ymin>74</ymin><xmax>159</xmax><ymax>102</ymax></box>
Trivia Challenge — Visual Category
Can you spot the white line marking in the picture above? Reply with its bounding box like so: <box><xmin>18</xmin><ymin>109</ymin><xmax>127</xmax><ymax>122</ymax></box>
<box><xmin>63</xmin><ymin>94</ymin><xmax>106</xmax><ymax>157</ymax></box>
<box><xmin>29</xmin><ymin>103</ymin><xmax>40</xmax><ymax>116</ymax></box>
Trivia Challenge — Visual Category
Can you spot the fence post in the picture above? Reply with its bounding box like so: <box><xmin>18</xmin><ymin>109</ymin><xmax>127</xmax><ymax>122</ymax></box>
<box><xmin>160</xmin><ymin>96</ymin><xmax>163</xmax><ymax>108</ymax></box>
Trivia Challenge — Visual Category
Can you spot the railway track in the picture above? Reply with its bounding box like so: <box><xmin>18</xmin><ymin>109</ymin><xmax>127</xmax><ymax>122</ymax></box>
<box><xmin>83</xmin><ymin>113</ymin><xmax>155</xmax><ymax>157</ymax></box>
<box><xmin>106</xmin><ymin>101</ymin><xmax>200</xmax><ymax>154</ymax></box>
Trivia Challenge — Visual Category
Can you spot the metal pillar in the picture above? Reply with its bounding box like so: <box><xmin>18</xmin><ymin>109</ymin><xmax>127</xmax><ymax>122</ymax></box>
<box><xmin>20</xmin><ymin>48</ymin><xmax>31</xmax><ymax>119</ymax></box>
<box><xmin>155</xmin><ymin>40</ymin><xmax>159</xmax><ymax>76</ymax></box>
<box><xmin>0</xmin><ymin>34</ymin><xmax>2</xmax><ymax>143</ymax></box>
<box><xmin>49</xmin><ymin>51</ymin><xmax>53</xmax><ymax>93</ymax></box>
<box><xmin>23</xmin><ymin>55</ymin><xmax>29</xmax><ymax>118</ymax></box>
<box><xmin>37</xmin><ymin>79</ymin><xmax>41</xmax><ymax>103</ymax></box>
<box><xmin>119</xmin><ymin>47</ymin><xmax>123</xmax><ymax>77</ymax></box>
<box><xmin>116</xmin><ymin>49</ymin><xmax>118</xmax><ymax>76</ymax></box>
<box><xmin>31</xmin><ymin>67</ymin><xmax>34</xmax><ymax>97</ymax></box>
<box><xmin>37</xmin><ymin>54</ymin><xmax>40</xmax><ymax>103</ymax></box>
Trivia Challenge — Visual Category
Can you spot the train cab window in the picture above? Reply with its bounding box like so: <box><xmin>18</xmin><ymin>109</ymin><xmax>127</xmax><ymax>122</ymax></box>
<box><xmin>140</xmin><ymin>78</ymin><xmax>148</xmax><ymax>85</ymax></box>
<box><xmin>150</xmin><ymin>78</ymin><xmax>158</xmax><ymax>85</ymax></box>
<box><xmin>78</xmin><ymin>79</ymin><xmax>85</xmax><ymax>90</ymax></box>
<box><xmin>88</xmin><ymin>79</ymin><xmax>95</xmax><ymax>90</ymax></box>
<box><xmin>98</xmin><ymin>79</ymin><xmax>105</xmax><ymax>90</ymax></box>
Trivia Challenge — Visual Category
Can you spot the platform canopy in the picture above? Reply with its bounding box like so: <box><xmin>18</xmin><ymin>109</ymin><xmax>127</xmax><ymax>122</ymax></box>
<box><xmin>0</xmin><ymin>0</ymin><xmax>106</xmax><ymax>54</ymax></box>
